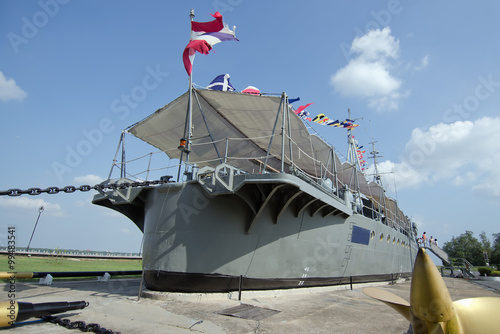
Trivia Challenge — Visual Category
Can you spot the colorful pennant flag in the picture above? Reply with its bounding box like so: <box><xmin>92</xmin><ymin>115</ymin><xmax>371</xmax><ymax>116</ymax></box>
<box><xmin>295</xmin><ymin>103</ymin><xmax>314</xmax><ymax>115</ymax></box>
<box><xmin>312</xmin><ymin>114</ymin><xmax>325</xmax><ymax>123</ymax></box>
<box><xmin>183</xmin><ymin>12</ymin><xmax>238</xmax><ymax>76</ymax></box>
<box><xmin>324</xmin><ymin>119</ymin><xmax>338</xmax><ymax>126</ymax></box>
<box><xmin>207</xmin><ymin>74</ymin><xmax>235</xmax><ymax>91</ymax></box>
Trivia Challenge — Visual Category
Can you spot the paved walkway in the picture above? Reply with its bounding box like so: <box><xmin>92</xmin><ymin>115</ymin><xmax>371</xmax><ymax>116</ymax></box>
<box><xmin>1</xmin><ymin>276</ymin><xmax>498</xmax><ymax>333</ymax></box>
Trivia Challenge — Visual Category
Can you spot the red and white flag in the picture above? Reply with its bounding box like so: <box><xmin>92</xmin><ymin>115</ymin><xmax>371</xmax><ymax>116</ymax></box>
<box><xmin>183</xmin><ymin>12</ymin><xmax>237</xmax><ymax>76</ymax></box>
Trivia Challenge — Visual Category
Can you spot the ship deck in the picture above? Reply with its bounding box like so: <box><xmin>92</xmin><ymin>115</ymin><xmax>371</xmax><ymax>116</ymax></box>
<box><xmin>3</xmin><ymin>277</ymin><xmax>498</xmax><ymax>333</ymax></box>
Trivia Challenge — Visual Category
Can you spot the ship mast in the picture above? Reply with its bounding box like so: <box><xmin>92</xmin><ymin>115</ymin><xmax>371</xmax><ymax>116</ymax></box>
<box><xmin>369</xmin><ymin>140</ymin><xmax>388</xmax><ymax>225</ymax></box>
<box><xmin>346</xmin><ymin>108</ymin><xmax>363</xmax><ymax>171</ymax></box>
<box><xmin>369</xmin><ymin>141</ymin><xmax>383</xmax><ymax>186</ymax></box>
<box><xmin>177</xmin><ymin>9</ymin><xmax>195</xmax><ymax>181</ymax></box>
<box><xmin>345</xmin><ymin>109</ymin><xmax>363</xmax><ymax>194</ymax></box>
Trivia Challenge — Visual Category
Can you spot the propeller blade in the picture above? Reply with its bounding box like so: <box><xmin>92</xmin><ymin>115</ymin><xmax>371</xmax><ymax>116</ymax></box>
<box><xmin>453</xmin><ymin>297</ymin><xmax>500</xmax><ymax>334</ymax></box>
<box><xmin>363</xmin><ymin>287</ymin><xmax>411</xmax><ymax>321</ymax></box>
<box><xmin>363</xmin><ymin>248</ymin><xmax>500</xmax><ymax>334</ymax></box>
<box><xmin>411</xmin><ymin>248</ymin><xmax>455</xmax><ymax>323</ymax></box>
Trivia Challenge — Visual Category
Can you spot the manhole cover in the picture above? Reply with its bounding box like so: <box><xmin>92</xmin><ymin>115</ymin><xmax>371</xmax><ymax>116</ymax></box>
<box><xmin>217</xmin><ymin>303</ymin><xmax>281</xmax><ymax>321</ymax></box>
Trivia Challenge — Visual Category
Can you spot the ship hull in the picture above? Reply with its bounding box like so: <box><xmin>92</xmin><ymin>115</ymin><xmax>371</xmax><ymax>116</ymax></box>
<box><xmin>93</xmin><ymin>170</ymin><xmax>418</xmax><ymax>292</ymax></box>
<box><xmin>143</xmin><ymin>271</ymin><xmax>408</xmax><ymax>292</ymax></box>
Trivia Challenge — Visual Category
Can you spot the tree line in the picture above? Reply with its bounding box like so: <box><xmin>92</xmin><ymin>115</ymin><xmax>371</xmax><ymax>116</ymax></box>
<box><xmin>442</xmin><ymin>231</ymin><xmax>500</xmax><ymax>268</ymax></box>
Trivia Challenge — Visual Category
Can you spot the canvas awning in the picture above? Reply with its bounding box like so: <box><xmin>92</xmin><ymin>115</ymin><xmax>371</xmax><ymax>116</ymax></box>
<box><xmin>128</xmin><ymin>89</ymin><xmax>334</xmax><ymax>177</ymax></box>
<box><xmin>128</xmin><ymin>88</ymin><xmax>409</xmax><ymax>228</ymax></box>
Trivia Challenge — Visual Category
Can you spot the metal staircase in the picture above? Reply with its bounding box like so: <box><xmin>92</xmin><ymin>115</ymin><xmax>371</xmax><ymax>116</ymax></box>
<box><xmin>427</xmin><ymin>243</ymin><xmax>450</xmax><ymax>264</ymax></box>
<box><xmin>423</xmin><ymin>243</ymin><xmax>476</xmax><ymax>278</ymax></box>
<box><xmin>448</xmin><ymin>258</ymin><xmax>476</xmax><ymax>278</ymax></box>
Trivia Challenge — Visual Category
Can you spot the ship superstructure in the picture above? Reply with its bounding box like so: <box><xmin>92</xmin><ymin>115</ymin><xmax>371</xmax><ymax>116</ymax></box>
<box><xmin>93</xmin><ymin>88</ymin><xmax>418</xmax><ymax>292</ymax></box>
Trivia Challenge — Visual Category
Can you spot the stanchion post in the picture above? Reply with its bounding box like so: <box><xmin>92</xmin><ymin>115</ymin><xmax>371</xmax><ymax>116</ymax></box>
<box><xmin>238</xmin><ymin>275</ymin><xmax>242</xmax><ymax>300</ymax></box>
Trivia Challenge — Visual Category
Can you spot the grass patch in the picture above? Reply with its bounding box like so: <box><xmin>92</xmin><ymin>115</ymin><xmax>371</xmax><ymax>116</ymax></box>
<box><xmin>0</xmin><ymin>254</ymin><xmax>142</xmax><ymax>273</ymax></box>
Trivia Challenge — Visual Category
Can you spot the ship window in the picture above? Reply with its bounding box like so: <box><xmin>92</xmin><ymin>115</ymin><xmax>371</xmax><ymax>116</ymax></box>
<box><xmin>351</xmin><ymin>225</ymin><xmax>370</xmax><ymax>245</ymax></box>
<box><xmin>370</xmin><ymin>231</ymin><xmax>375</xmax><ymax>239</ymax></box>
<box><xmin>380</xmin><ymin>233</ymin><xmax>384</xmax><ymax>241</ymax></box>
<box><xmin>387</xmin><ymin>235</ymin><xmax>391</xmax><ymax>243</ymax></box>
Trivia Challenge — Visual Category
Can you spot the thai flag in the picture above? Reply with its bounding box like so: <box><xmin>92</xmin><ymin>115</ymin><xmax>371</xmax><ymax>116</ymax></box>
<box><xmin>183</xmin><ymin>12</ymin><xmax>238</xmax><ymax>76</ymax></box>
<box><xmin>207</xmin><ymin>74</ymin><xmax>235</xmax><ymax>91</ymax></box>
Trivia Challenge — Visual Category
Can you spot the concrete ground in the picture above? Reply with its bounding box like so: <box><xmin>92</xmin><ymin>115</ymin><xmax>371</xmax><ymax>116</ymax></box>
<box><xmin>1</xmin><ymin>276</ymin><xmax>498</xmax><ymax>333</ymax></box>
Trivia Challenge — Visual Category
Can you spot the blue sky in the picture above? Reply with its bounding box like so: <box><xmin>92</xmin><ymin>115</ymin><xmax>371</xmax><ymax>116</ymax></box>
<box><xmin>1</xmin><ymin>1</ymin><xmax>499</xmax><ymax>254</ymax></box>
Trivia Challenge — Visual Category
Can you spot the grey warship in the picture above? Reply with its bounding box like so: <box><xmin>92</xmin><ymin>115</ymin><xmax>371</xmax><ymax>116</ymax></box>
<box><xmin>93</xmin><ymin>88</ymin><xmax>419</xmax><ymax>292</ymax></box>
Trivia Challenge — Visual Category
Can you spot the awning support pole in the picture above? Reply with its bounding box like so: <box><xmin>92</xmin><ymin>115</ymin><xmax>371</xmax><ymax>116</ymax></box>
<box><xmin>280</xmin><ymin>93</ymin><xmax>287</xmax><ymax>172</ymax></box>
<box><xmin>332</xmin><ymin>145</ymin><xmax>339</xmax><ymax>194</ymax></box>
<box><xmin>108</xmin><ymin>131</ymin><xmax>125</xmax><ymax>180</ymax></box>
<box><xmin>286</xmin><ymin>95</ymin><xmax>294</xmax><ymax>172</ymax></box>
<box><xmin>263</xmin><ymin>93</ymin><xmax>285</xmax><ymax>173</ymax></box>
<box><xmin>193</xmin><ymin>89</ymin><xmax>223</xmax><ymax>163</ymax></box>
<box><xmin>120</xmin><ymin>131</ymin><xmax>126</xmax><ymax>178</ymax></box>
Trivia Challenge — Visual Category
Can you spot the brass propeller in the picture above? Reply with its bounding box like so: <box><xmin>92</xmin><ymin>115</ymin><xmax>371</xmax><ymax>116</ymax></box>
<box><xmin>363</xmin><ymin>248</ymin><xmax>500</xmax><ymax>334</ymax></box>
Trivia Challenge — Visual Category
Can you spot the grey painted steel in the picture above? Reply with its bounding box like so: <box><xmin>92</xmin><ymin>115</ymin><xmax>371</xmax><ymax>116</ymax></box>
<box><xmin>93</xmin><ymin>168</ymin><xmax>418</xmax><ymax>290</ymax></box>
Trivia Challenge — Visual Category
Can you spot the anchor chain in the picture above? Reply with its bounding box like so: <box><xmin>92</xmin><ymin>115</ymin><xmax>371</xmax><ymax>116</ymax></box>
<box><xmin>42</xmin><ymin>315</ymin><xmax>121</xmax><ymax>334</ymax></box>
<box><xmin>0</xmin><ymin>178</ymin><xmax>173</xmax><ymax>197</ymax></box>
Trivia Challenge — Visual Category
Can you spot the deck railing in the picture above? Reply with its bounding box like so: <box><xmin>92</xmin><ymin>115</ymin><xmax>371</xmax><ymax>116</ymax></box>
<box><xmin>108</xmin><ymin>133</ymin><xmax>412</xmax><ymax>236</ymax></box>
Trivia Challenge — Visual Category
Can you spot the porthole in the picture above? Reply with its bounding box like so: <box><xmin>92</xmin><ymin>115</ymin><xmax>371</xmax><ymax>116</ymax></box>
<box><xmin>387</xmin><ymin>235</ymin><xmax>390</xmax><ymax>243</ymax></box>
<box><xmin>393</xmin><ymin>237</ymin><xmax>396</xmax><ymax>244</ymax></box>
<box><xmin>370</xmin><ymin>231</ymin><xmax>375</xmax><ymax>239</ymax></box>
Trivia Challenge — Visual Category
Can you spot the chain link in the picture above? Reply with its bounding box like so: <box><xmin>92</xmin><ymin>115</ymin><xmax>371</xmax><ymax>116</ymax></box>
<box><xmin>0</xmin><ymin>178</ymin><xmax>173</xmax><ymax>197</ymax></box>
<box><xmin>42</xmin><ymin>315</ymin><xmax>121</xmax><ymax>334</ymax></box>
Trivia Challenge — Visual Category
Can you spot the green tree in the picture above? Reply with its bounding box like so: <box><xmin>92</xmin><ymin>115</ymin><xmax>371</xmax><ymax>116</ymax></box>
<box><xmin>491</xmin><ymin>233</ymin><xmax>500</xmax><ymax>270</ymax></box>
<box><xmin>480</xmin><ymin>231</ymin><xmax>492</xmax><ymax>265</ymax></box>
<box><xmin>443</xmin><ymin>231</ymin><xmax>484</xmax><ymax>266</ymax></box>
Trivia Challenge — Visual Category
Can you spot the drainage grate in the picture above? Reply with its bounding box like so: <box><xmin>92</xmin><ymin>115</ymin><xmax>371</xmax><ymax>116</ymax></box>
<box><xmin>217</xmin><ymin>303</ymin><xmax>281</xmax><ymax>321</ymax></box>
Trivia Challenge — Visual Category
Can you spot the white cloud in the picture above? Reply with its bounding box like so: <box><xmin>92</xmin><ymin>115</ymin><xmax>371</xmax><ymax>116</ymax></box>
<box><xmin>453</xmin><ymin>171</ymin><xmax>476</xmax><ymax>186</ymax></box>
<box><xmin>331</xmin><ymin>27</ymin><xmax>407</xmax><ymax>111</ymax></box>
<box><xmin>0</xmin><ymin>197</ymin><xmax>64</xmax><ymax>216</ymax></box>
<box><xmin>332</xmin><ymin>59</ymin><xmax>401</xmax><ymax>97</ymax></box>
<box><xmin>74</xmin><ymin>174</ymin><xmax>103</xmax><ymax>185</ymax></box>
<box><xmin>74</xmin><ymin>200</ymin><xmax>87</xmax><ymax>207</ymax></box>
<box><xmin>377</xmin><ymin>117</ymin><xmax>500</xmax><ymax>199</ymax></box>
<box><xmin>402</xmin><ymin>120</ymin><xmax>474</xmax><ymax>175</ymax></box>
<box><xmin>365</xmin><ymin>160</ymin><xmax>426</xmax><ymax>192</ymax></box>
<box><xmin>367</xmin><ymin>89</ymin><xmax>411</xmax><ymax>111</ymax></box>
<box><xmin>414</xmin><ymin>55</ymin><xmax>429</xmax><ymax>71</ymax></box>
<box><xmin>350</xmin><ymin>28</ymin><xmax>400</xmax><ymax>61</ymax></box>
<box><xmin>472</xmin><ymin>176</ymin><xmax>500</xmax><ymax>198</ymax></box>
<box><xmin>103</xmin><ymin>210</ymin><xmax>123</xmax><ymax>217</ymax></box>
<box><xmin>0</xmin><ymin>71</ymin><xmax>27</xmax><ymax>102</ymax></box>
